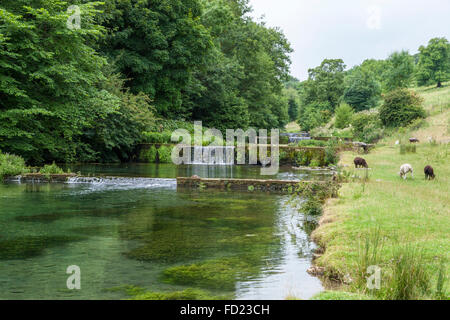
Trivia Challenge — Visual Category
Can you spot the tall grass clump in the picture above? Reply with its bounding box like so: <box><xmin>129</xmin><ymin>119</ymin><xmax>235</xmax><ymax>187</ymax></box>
<box><xmin>399</xmin><ymin>144</ymin><xmax>417</xmax><ymax>154</ymax></box>
<box><xmin>0</xmin><ymin>152</ymin><xmax>29</xmax><ymax>180</ymax></box>
<box><xmin>356</xmin><ymin>228</ymin><xmax>384</xmax><ymax>289</ymax></box>
<box><xmin>384</xmin><ymin>245</ymin><xmax>431</xmax><ymax>300</ymax></box>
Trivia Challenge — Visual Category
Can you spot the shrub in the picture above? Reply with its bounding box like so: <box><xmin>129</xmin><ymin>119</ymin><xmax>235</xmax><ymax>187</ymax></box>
<box><xmin>335</xmin><ymin>103</ymin><xmax>354</xmax><ymax>129</ymax></box>
<box><xmin>142</xmin><ymin>132</ymin><xmax>173</xmax><ymax>144</ymax></box>
<box><xmin>324</xmin><ymin>139</ymin><xmax>340</xmax><ymax>166</ymax></box>
<box><xmin>379</xmin><ymin>89</ymin><xmax>426</xmax><ymax>128</ymax></box>
<box><xmin>0</xmin><ymin>153</ymin><xmax>29</xmax><ymax>179</ymax></box>
<box><xmin>157</xmin><ymin>146</ymin><xmax>173</xmax><ymax>163</ymax></box>
<box><xmin>40</xmin><ymin>162</ymin><xmax>65</xmax><ymax>175</ymax></box>
<box><xmin>139</xmin><ymin>146</ymin><xmax>158</xmax><ymax>163</ymax></box>
<box><xmin>351</xmin><ymin>111</ymin><xmax>384</xmax><ymax>143</ymax></box>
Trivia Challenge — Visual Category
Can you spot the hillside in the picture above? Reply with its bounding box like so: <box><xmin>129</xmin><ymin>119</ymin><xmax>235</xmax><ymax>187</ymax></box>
<box><xmin>311</xmin><ymin>84</ymin><xmax>449</xmax><ymax>300</ymax></box>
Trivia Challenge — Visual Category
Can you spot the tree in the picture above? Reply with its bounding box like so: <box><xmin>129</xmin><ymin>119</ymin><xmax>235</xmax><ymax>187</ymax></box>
<box><xmin>302</xmin><ymin>59</ymin><xmax>346</xmax><ymax>113</ymax></box>
<box><xmin>343</xmin><ymin>68</ymin><xmax>381</xmax><ymax>111</ymax></box>
<box><xmin>184</xmin><ymin>0</ymin><xmax>292</xmax><ymax>129</ymax></box>
<box><xmin>379</xmin><ymin>89</ymin><xmax>425</xmax><ymax>127</ymax></box>
<box><xmin>384</xmin><ymin>51</ymin><xmax>415</xmax><ymax>91</ymax></box>
<box><xmin>0</xmin><ymin>1</ymin><xmax>117</xmax><ymax>163</ymax></box>
<box><xmin>334</xmin><ymin>103</ymin><xmax>354</xmax><ymax>129</ymax></box>
<box><xmin>95</xmin><ymin>0</ymin><xmax>212</xmax><ymax>119</ymax></box>
<box><xmin>297</xmin><ymin>59</ymin><xmax>346</xmax><ymax>130</ymax></box>
<box><xmin>416</xmin><ymin>37</ymin><xmax>450</xmax><ymax>88</ymax></box>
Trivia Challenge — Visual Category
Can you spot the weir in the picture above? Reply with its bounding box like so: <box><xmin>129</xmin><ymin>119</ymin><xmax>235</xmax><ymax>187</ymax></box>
<box><xmin>177</xmin><ymin>176</ymin><xmax>328</xmax><ymax>192</ymax></box>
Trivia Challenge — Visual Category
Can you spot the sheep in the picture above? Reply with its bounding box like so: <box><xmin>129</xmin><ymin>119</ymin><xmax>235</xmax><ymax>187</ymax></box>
<box><xmin>399</xmin><ymin>164</ymin><xmax>413</xmax><ymax>180</ymax></box>
<box><xmin>409</xmin><ymin>138</ymin><xmax>420</xmax><ymax>143</ymax></box>
<box><xmin>424</xmin><ymin>165</ymin><xmax>435</xmax><ymax>180</ymax></box>
<box><xmin>354</xmin><ymin>157</ymin><xmax>368</xmax><ymax>168</ymax></box>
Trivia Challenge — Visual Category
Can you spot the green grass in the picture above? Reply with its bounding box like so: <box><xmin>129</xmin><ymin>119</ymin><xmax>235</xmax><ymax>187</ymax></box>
<box><xmin>311</xmin><ymin>291</ymin><xmax>372</xmax><ymax>300</ymax></box>
<box><xmin>312</xmin><ymin>84</ymin><xmax>450</xmax><ymax>300</ymax></box>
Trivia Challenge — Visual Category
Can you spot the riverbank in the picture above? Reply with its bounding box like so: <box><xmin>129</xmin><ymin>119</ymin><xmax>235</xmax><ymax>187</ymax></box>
<box><xmin>309</xmin><ymin>86</ymin><xmax>449</xmax><ymax>300</ymax></box>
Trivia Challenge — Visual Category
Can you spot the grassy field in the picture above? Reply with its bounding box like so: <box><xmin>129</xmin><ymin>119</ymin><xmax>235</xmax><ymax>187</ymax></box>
<box><xmin>310</xmin><ymin>84</ymin><xmax>450</xmax><ymax>300</ymax></box>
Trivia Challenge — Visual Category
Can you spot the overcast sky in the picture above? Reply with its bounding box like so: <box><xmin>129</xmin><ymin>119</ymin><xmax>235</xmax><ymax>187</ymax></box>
<box><xmin>248</xmin><ymin>0</ymin><xmax>450</xmax><ymax>80</ymax></box>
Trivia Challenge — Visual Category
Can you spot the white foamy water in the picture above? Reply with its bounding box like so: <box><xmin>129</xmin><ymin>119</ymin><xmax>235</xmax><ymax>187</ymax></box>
<box><xmin>66</xmin><ymin>176</ymin><xmax>176</xmax><ymax>192</ymax></box>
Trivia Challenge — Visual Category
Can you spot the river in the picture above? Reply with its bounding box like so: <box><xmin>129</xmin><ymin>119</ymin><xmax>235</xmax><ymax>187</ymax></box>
<box><xmin>0</xmin><ymin>164</ymin><xmax>326</xmax><ymax>300</ymax></box>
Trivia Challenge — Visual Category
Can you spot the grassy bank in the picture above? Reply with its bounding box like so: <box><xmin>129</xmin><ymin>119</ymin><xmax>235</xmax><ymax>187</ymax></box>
<box><xmin>310</xmin><ymin>84</ymin><xmax>449</xmax><ymax>300</ymax></box>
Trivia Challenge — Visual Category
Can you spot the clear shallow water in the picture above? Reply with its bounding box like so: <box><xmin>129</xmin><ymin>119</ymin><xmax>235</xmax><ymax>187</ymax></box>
<box><xmin>0</xmin><ymin>164</ymin><xmax>324</xmax><ymax>300</ymax></box>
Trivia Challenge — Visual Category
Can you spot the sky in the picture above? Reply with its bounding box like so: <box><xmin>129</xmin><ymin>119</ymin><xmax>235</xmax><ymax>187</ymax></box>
<box><xmin>248</xmin><ymin>0</ymin><xmax>450</xmax><ymax>80</ymax></box>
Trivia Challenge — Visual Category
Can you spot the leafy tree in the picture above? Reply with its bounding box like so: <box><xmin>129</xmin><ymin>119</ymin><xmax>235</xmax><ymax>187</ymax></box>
<box><xmin>298</xmin><ymin>59</ymin><xmax>346</xmax><ymax>130</ymax></box>
<box><xmin>416</xmin><ymin>37</ymin><xmax>450</xmax><ymax>88</ymax></box>
<box><xmin>95</xmin><ymin>0</ymin><xmax>212</xmax><ymax>119</ymax></box>
<box><xmin>384</xmin><ymin>51</ymin><xmax>415</xmax><ymax>90</ymax></box>
<box><xmin>334</xmin><ymin>103</ymin><xmax>354</xmax><ymax>129</ymax></box>
<box><xmin>184</xmin><ymin>0</ymin><xmax>291</xmax><ymax>129</ymax></box>
<box><xmin>303</xmin><ymin>59</ymin><xmax>346</xmax><ymax>113</ymax></box>
<box><xmin>355</xmin><ymin>59</ymin><xmax>388</xmax><ymax>85</ymax></box>
<box><xmin>0</xmin><ymin>1</ymin><xmax>117</xmax><ymax>163</ymax></box>
<box><xmin>379</xmin><ymin>89</ymin><xmax>425</xmax><ymax>127</ymax></box>
<box><xmin>343</xmin><ymin>69</ymin><xmax>381</xmax><ymax>111</ymax></box>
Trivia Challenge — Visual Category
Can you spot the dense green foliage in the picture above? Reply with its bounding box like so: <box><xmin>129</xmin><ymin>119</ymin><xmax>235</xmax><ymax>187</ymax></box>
<box><xmin>384</xmin><ymin>51</ymin><xmax>415</xmax><ymax>91</ymax></box>
<box><xmin>343</xmin><ymin>69</ymin><xmax>381</xmax><ymax>111</ymax></box>
<box><xmin>294</xmin><ymin>37</ymin><xmax>447</xmax><ymax>141</ymax></box>
<box><xmin>351</xmin><ymin>111</ymin><xmax>384</xmax><ymax>143</ymax></box>
<box><xmin>379</xmin><ymin>89</ymin><xmax>426</xmax><ymax>127</ymax></box>
<box><xmin>334</xmin><ymin>103</ymin><xmax>354</xmax><ymax>129</ymax></box>
<box><xmin>0</xmin><ymin>0</ymin><xmax>292</xmax><ymax>164</ymax></box>
<box><xmin>0</xmin><ymin>152</ymin><xmax>29</xmax><ymax>179</ymax></box>
<box><xmin>416</xmin><ymin>37</ymin><xmax>450</xmax><ymax>88</ymax></box>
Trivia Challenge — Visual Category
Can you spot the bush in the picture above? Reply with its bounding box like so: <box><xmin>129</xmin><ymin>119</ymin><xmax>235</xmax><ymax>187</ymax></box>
<box><xmin>379</xmin><ymin>89</ymin><xmax>426</xmax><ymax>127</ymax></box>
<box><xmin>0</xmin><ymin>152</ymin><xmax>29</xmax><ymax>179</ymax></box>
<box><xmin>157</xmin><ymin>146</ymin><xmax>173</xmax><ymax>163</ymax></box>
<box><xmin>139</xmin><ymin>146</ymin><xmax>158</xmax><ymax>163</ymax></box>
<box><xmin>142</xmin><ymin>132</ymin><xmax>173</xmax><ymax>144</ymax></box>
<box><xmin>335</xmin><ymin>103</ymin><xmax>354</xmax><ymax>129</ymax></box>
<box><xmin>40</xmin><ymin>162</ymin><xmax>65</xmax><ymax>175</ymax></box>
<box><xmin>351</xmin><ymin>111</ymin><xmax>384</xmax><ymax>143</ymax></box>
<box><xmin>324</xmin><ymin>139</ymin><xmax>340</xmax><ymax>166</ymax></box>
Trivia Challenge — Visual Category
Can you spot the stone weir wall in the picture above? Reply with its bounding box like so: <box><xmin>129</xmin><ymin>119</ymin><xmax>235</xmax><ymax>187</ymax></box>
<box><xmin>5</xmin><ymin>173</ymin><xmax>77</xmax><ymax>183</ymax></box>
<box><xmin>177</xmin><ymin>177</ymin><xmax>328</xmax><ymax>192</ymax></box>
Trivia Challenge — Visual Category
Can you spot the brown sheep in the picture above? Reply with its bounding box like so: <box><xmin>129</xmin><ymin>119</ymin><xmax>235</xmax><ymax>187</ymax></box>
<box><xmin>354</xmin><ymin>157</ymin><xmax>368</xmax><ymax>168</ymax></box>
<box><xmin>424</xmin><ymin>166</ymin><xmax>435</xmax><ymax>180</ymax></box>
<box><xmin>409</xmin><ymin>138</ymin><xmax>420</xmax><ymax>143</ymax></box>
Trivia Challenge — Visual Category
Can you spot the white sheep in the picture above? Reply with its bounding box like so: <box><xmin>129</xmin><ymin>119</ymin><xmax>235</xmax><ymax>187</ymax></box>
<box><xmin>399</xmin><ymin>164</ymin><xmax>413</xmax><ymax>180</ymax></box>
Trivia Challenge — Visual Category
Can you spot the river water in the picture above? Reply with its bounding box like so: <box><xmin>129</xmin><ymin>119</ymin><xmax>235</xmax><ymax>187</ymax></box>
<box><xmin>0</xmin><ymin>164</ymin><xmax>326</xmax><ymax>300</ymax></box>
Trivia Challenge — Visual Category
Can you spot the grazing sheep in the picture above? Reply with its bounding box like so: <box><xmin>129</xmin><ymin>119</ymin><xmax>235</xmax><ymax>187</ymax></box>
<box><xmin>399</xmin><ymin>164</ymin><xmax>413</xmax><ymax>180</ymax></box>
<box><xmin>409</xmin><ymin>138</ymin><xmax>420</xmax><ymax>143</ymax></box>
<box><xmin>424</xmin><ymin>165</ymin><xmax>435</xmax><ymax>180</ymax></box>
<box><xmin>354</xmin><ymin>157</ymin><xmax>368</xmax><ymax>168</ymax></box>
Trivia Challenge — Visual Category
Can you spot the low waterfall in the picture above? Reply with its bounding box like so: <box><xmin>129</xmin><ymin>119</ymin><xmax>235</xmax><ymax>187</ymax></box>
<box><xmin>66</xmin><ymin>176</ymin><xmax>176</xmax><ymax>191</ymax></box>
